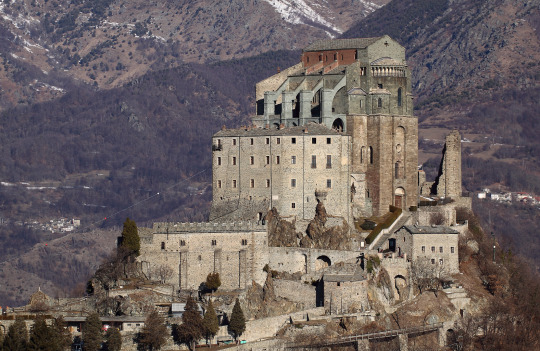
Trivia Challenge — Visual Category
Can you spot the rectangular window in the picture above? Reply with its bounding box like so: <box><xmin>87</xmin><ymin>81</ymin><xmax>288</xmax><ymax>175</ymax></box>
<box><xmin>327</xmin><ymin>179</ymin><xmax>332</xmax><ymax>188</ymax></box>
<box><xmin>291</xmin><ymin>203</ymin><xmax>296</xmax><ymax>209</ymax></box>
<box><xmin>266</xmin><ymin>179</ymin><xmax>270</xmax><ymax>188</ymax></box>
<box><xmin>232</xmin><ymin>180</ymin><xmax>237</xmax><ymax>188</ymax></box>
<box><xmin>378</xmin><ymin>83</ymin><xmax>383</xmax><ymax>89</ymax></box>
<box><xmin>291</xmin><ymin>179</ymin><xmax>296</xmax><ymax>187</ymax></box>
<box><xmin>180</xmin><ymin>240</ymin><xmax>185</xmax><ymax>246</ymax></box>
<box><xmin>276</xmin><ymin>156</ymin><xmax>280</xmax><ymax>164</ymax></box>
<box><xmin>277</xmin><ymin>138</ymin><xmax>281</xmax><ymax>144</ymax></box>
<box><xmin>250</xmin><ymin>179</ymin><xmax>254</xmax><ymax>188</ymax></box>
<box><xmin>292</xmin><ymin>137</ymin><xmax>296</xmax><ymax>144</ymax></box>
<box><xmin>326</xmin><ymin>155</ymin><xmax>332</xmax><ymax>169</ymax></box>
<box><xmin>250</xmin><ymin>156</ymin><xmax>254</xmax><ymax>165</ymax></box>
<box><xmin>211</xmin><ymin>240</ymin><xmax>217</xmax><ymax>246</ymax></box>
<box><xmin>265</xmin><ymin>137</ymin><xmax>269</xmax><ymax>144</ymax></box>
<box><xmin>327</xmin><ymin>137</ymin><xmax>331</xmax><ymax>144</ymax></box>
<box><xmin>439</xmin><ymin>246</ymin><xmax>443</xmax><ymax>253</ymax></box>
<box><xmin>311</xmin><ymin>155</ymin><xmax>316</xmax><ymax>168</ymax></box>
<box><xmin>312</xmin><ymin>137</ymin><xmax>316</xmax><ymax>144</ymax></box>
<box><xmin>217</xmin><ymin>157</ymin><xmax>221</xmax><ymax>166</ymax></box>
<box><xmin>232</xmin><ymin>139</ymin><xmax>237</xmax><ymax>146</ymax></box>
<box><xmin>291</xmin><ymin>156</ymin><xmax>296</xmax><ymax>164</ymax></box>
<box><xmin>266</xmin><ymin>156</ymin><xmax>270</xmax><ymax>165</ymax></box>
<box><xmin>241</xmin><ymin>239</ymin><xmax>248</xmax><ymax>246</ymax></box>
<box><xmin>431</xmin><ymin>246</ymin><xmax>435</xmax><ymax>253</ymax></box>
<box><xmin>451</xmin><ymin>247</ymin><xmax>455</xmax><ymax>254</ymax></box>
<box><xmin>439</xmin><ymin>259</ymin><xmax>444</xmax><ymax>265</ymax></box>
<box><xmin>250</xmin><ymin>138</ymin><xmax>254</xmax><ymax>145</ymax></box>
<box><xmin>431</xmin><ymin>259</ymin><xmax>435</xmax><ymax>264</ymax></box>
<box><xmin>217</xmin><ymin>180</ymin><xmax>222</xmax><ymax>188</ymax></box>
<box><xmin>232</xmin><ymin>157</ymin><xmax>237</xmax><ymax>166</ymax></box>
<box><xmin>217</xmin><ymin>139</ymin><xmax>221</xmax><ymax>146</ymax></box>
<box><xmin>421</xmin><ymin>246</ymin><xmax>425</xmax><ymax>253</ymax></box>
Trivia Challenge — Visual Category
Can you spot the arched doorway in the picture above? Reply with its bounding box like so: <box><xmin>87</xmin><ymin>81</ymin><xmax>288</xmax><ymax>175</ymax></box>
<box><xmin>315</xmin><ymin>255</ymin><xmax>331</xmax><ymax>271</ymax></box>
<box><xmin>332</xmin><ymin>118</ymin><xmax>344</xmax><ymax>132</ymax></box>
<box><xmin>394</xmin><ymin>187</ymin><xmax>405</xmax><ymax>208</ymax></box>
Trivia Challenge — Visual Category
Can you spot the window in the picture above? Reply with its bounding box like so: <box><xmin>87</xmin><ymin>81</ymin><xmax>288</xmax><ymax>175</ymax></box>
<box><xmin>291</xmin><ymin>203</ymin><xmax>296</xmax><ymax>208</ymax></box>
<box><xmin>326</xmin><ymin>155</ymin><xmax>332</xmax><ymax>169</ymax></box>
<box><xmin>311</xmin><ymin>155</ymin><xmax>316</xmax><ymax>168</ymax></box>
<box><xmin>161</xmin><ymin>242</ymin><xmax>165</xmax><ymax>250</ymax></box>
<box><xmin>292</xmin><ymin>137</ymin><xmax>296</xmax><ymax>144</ymax></box>
<box><xmin>241</xmin><ymin>239</ymin><xmax>248</xmax><ymax>246</ymax></box>
<box><xmin>250</xmin><ymin>156</ymin><xmax>254</xmax><ymax>165</ymax></box>
<box><xmin>439</xmin><ymin>259</ymin><xmax>444</xmax><ymax>265</ymax></box>
<box><xmin>250</xmin><ymin>179</ymin><xmax>254</xmax><ymax>188</ymax></box>
<box><xmin>291</xmin><ymin>179</ymin><xmax>296</xmax><ymax>187</ymax></box>
<box><xmin>217</xmin><ymin>157</ymin><xmax>221</xmax><ymax>166</ymax></box>
<box><xmin>312</xmin><ymin>137</ymin><xmax>316</xmax><ymax>144</ymax></box>
<box><xmin>250</xmin><ymin>138</ymin><xmax>254</xmax><ymax>145</ymax></box>
<box><xmin>421</xmin><ymin>246</ymin><xmax>425</xmax><ymax>253</ymax></box>
<box><xmin>276</xmin><ymin>156</ymin><xmax>280</xmax><ymax>164</ymax></box>
<box><xmin>439</xmin><ymin>246</ymin><xmax>443</xmax><ymax>253</ymax></box>
<box><xmin>378</xmin><ymin>83</ymin><xmax>383</xmax><ymax>89</ymax></box>
<box><xmin>291</xmin><ymin>156</ymin><xmax>296</xmax><ymax>164</ymax></box>
<box><xmin>398</xmin><ymin>87</ymin><xmax>403</xmax><ymax>107</ymax></box>
<box><xmin>265</xmin><ymin>137</ymin><xmax>270</xmax><ymax>144</ymax></box>
<box><xmin>431</xmin><ymin>259</ymin><xmax>435</xmax><ymax>264</ymax></box>
<box><xmin>217</xmin><ymin>139</ymin><xmax>221</xmax><ymax>146</ymax></box>
<box><xmin>217</xmin><ymin>180</ymin><xmax>222</xmax><ymax>188</ymax></box>
<box><xmin>232</xmin><ymin>139</ymin><xmax>237</xmax><ymax>146</ymax></box>
<box><xmin>277</xmin><ymin>138</ymin><xmax>281</xmax><ymax>144</ymax></box>
<box><xmin>266</xmin><ymin>156</ymin><xmax>270</xmax><ymax>165</ymax></box>
<box><xmin>368</xmin><ymin>146</ymin><xmax>373</xmax><ymax>164</ymax></box>
<box><xmin>378</xmin><ymin>98</ymin><xmax>382</xmax><ymax>108</ymax></box>
<box><xmin>327</xmin><ymin>179</ymin><xmax>332</xmax><ymax>188</ymax></box>
<box><xmin>180</xmin><ymin>240</ymin><xmax>185</xmax><ymax>246</ymax></box>
<box><xmin>266</xmin><ymin>179</ymin><xmax>270</xmax><ymax>187</ymax></box>
<box><xmin>327</xmin><ymin>138</ymin><xmax>331</xmax><ymax>144</ymax></box>
<box><xmin>211</xmin><ymin>240</ymin><xmax>217</xmax><ymax>246</ymax></box>
<box><xmin>232</xmin><ymin>157</ymin><xmax>237</xmax><ymax>166</ymax></box>
<box><xmin>451</xmin><ymin>247</ymin><xmax>455</xmax><ymax>254</ymax></box>
<box><xmin>232</xmin><ymin>179</ymin><xmax>237</xmax><ymax>188</ymax></box>
<box><xmin>431</xmin><ymin>246</ymin><xmax>435</xmax><ymax>253</ymax></box>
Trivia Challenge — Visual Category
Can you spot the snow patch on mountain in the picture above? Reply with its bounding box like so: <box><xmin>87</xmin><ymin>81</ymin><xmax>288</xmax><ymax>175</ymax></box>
<box><xmin>263</xmin><ymin>0</ymin><xmax>344</xmax><ymax>35</ymax></box>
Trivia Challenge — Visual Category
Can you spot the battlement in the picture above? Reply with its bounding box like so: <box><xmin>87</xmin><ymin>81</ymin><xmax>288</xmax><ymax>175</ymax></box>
<box><xmin>152</xmin><ymin>221</ymin><xmax>267</xmax><ymax>234</ymax></box>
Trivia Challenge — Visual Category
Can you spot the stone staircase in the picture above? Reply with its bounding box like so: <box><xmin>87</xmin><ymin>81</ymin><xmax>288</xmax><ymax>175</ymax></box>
<box><xmin>443</xmin><ymin>286</ymin><xmax>471</xmax><ymax>310</ymax></box>
<box><xmin>369</xmin><ymin>212</ymin><xmax>412</xmax><ymax>251</ymax></box>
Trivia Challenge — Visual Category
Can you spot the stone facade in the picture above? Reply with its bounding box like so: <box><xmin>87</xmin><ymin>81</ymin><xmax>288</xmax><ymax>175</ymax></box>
<box><xmin>138</xmin><ymin>222</ymin><xmax>268</xmax><ymax>290</ymax></box>
<box><xmin>433</xmin><ymin>130</ymin><xmax>462</xmax><ymax>198</ymax></box>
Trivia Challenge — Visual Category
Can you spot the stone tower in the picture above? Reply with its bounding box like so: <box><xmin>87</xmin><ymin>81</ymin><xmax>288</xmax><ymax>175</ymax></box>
<box><xmin>435</xmin><ymin>130</ymin><xmax>462</xmax><ymax>198</ymax></box>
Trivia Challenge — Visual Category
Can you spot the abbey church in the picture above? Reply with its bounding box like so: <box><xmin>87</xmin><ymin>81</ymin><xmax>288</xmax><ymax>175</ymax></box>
<box><xmin>138</xmin><ymin>36</ymin><xmax>470</xmax><ymax>296</ymax></box>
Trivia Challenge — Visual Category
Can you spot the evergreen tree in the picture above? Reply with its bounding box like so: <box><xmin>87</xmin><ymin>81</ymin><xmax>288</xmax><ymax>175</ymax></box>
<box><xmin>228</xmin><ymin>298</ymin><xmax>246</xmax><ymax>342</ymax></box>
<box><xmin>204</xmin><ymin>272</ymin><xmax>221</xmax><ymax>292</ymax></box>
<box><xmin>3</xmin><ymin>318</ymin><xmax>28</xmax><ymax>351</ymax></box>
<box><xmin>121</xmin><ymin>217</ymin><xmax>140</xmax><ymax>256</ymax></box>
<box><xmin>82</xmin><ymin>313</ymin><xmax>102</xmax><ymax>351</ymax></box>
<box><xmin>51</xmin><ymin>316</ymin><xmax>72</xmax><ymax>351</ymax></box>
<box><xmin>138</xmin><ymin>310</ymin><xmax>168</xmax><ymax>351</ymax></box>
<box><xmin>28</xmin><ymin>316</ymin><xmax>53</xmax><ymax>351</ymax></box>
<box><xmin>172</xmin><ymin>296</ymin><xmax>203</xmax><ymax>350</ymax></box>
<box><xmin>202</xmin><ymin>300</ymin><xmax>219</xmax><ymax>345</ymax></box>
<box><xmin>104</xmin><ymin>327</ymin><xmax>122</xmax><ymax>351</ymax></box>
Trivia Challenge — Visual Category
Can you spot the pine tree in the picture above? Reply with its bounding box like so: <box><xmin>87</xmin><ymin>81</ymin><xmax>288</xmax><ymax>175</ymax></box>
<box><xmin>51</xmin><ymin>316</ymin><xmax>72</xmax><ymax>351</ymax></box>
<box><xmin>28</xmin><ymin>316</ymin><xmax>53</xmax><ymax>351</ymax></box>
<box><xmin>105</xmin><ymin>327</ymin><xmax>122</xmax><ymax>351</ymax></box>
<box><xmin>228</xmin><ymin>298</ymin><xmax>246</xmax><ymax>342</ymax></box>
<box><xmin>172</xmin><ymin>296</ymin><xmax>203</xmax><ymax>351</ymax></box>
<box><xmin>138</xmin><ymin>310</ymin><xmax>168</xmax><ymax>351</ymax></box>
<box><xmin>3</xmin><ymin>318</ymin><xmax>28</xmax><ymax>351</ymax></box>
<box><xmin>82</xmin><ymin>313</ymin><xmax>102</xmax><ymax>351</ymax></box>
<box><xmin>121</xmin><ymin>217</ymin><xmax>140</xmax><ymax>256</ymax></box>
<box><xmin>202</xmin><ymin>300</ymin><xmax>219</xmax><ymax>345</ymax></box>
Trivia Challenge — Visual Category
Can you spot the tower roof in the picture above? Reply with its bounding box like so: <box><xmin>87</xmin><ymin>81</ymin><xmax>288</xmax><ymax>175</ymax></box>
<box><xmin>303</xmin><ymin>37</ymin><xmax>383</xmax><ymax>52</ymax></box>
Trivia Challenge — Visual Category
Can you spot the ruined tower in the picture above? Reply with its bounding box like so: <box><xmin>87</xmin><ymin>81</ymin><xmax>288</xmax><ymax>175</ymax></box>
<box><xmin>435</xmin><ymin>130</ymin><xmax>462</xmax><ymax>198</ymax></box>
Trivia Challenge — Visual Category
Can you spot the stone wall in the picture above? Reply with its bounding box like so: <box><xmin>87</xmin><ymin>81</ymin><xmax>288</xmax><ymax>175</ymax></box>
<box><xmin>268</xmin><ymin>247</ymin><xmax>360</xmax><ymax>275</ymax></box>
<box><xmin>435</xmin><ymin>130</ymin><xmax>462</xmax><ymax>198</ymax></box>
<box><xmin>138</xmin><ymin>222</ymin><xmax>268</xmax><ymax>290</ymax></box>
<box><xmin>273</xmin><ymin>279</ymin><xmax>316</xmax><ymax>309</ymax></box>
<box><xmin>323</xmin><ymin>279</ymin><xmax>369</xmax><ymax>314</ymax></box>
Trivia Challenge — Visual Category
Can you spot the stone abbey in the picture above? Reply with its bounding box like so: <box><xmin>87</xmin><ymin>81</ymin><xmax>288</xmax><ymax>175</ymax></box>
<box><xmin>138</xmin><ymin>36</ymin><xmax>469</xmax><ymax>302</ymax></box>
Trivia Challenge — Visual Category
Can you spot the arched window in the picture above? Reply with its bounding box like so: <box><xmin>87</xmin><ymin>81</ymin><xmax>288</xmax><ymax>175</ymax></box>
<box><xmin>377</xmin><ymin>98</ymin><xmax>382</xmax><ymax>108</ymax></box>
<box><xmin>361</xmin><ymin>146</ymin><xmax>366</xmax><ymax>163</ymax></box>
<box><xmin>397</xmin><ymin>87</ymin><xmax>403</xmax><ymax>107</ymax></box>
<box><xmin>368</xmin><ymin>146</ymin><xmax>374</xmax><ymax>164</ymax></box>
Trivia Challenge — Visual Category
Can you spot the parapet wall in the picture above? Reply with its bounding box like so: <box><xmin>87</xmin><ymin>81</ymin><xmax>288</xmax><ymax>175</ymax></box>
<box><xmin>152</xmin><ymin>221</ymin><xmax>266</xmax><ymax>233</ymax></box>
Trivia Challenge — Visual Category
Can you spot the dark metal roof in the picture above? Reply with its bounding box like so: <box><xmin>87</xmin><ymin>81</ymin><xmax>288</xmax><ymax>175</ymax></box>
<box><xmin>303</xmin><ymin>37</ymin><xmax>382</xmax><ymax>52</ymax></box>
<box><xmin>402</xmin><ymin>225</ymin><xmax>459</xmax><ymax>235</ymax></box>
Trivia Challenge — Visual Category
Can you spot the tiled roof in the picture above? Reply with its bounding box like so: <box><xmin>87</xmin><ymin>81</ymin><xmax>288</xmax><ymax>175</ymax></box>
<box><xmin>303</xmin><ymin>37</ymin><xmax>382</xmax><ymax>52</ymax></box>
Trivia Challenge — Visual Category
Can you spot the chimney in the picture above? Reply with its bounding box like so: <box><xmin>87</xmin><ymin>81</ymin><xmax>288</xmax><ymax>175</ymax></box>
<box><xmin>279</xmin><ymin>123</ymin><xmax>285</xmax><ymax>130</ymax></box>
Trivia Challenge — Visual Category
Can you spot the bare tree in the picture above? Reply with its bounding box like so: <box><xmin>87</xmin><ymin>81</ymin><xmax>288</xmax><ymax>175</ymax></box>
<box><xmin>151</xmin><ymin>264</ymin><xmax>174</xmax><ymax>284</ymax></box>
<box><xmin>410</xmin><ymin>258</ymin><xmax>449</xmax><ymax>296</ymax></box>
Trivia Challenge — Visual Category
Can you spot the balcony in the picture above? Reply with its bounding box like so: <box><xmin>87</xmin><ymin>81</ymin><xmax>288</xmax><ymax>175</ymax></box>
<box><xmin>212</xmin><ymin>144</ymin><xmax>223</xmax><ymax>151</ymax></box>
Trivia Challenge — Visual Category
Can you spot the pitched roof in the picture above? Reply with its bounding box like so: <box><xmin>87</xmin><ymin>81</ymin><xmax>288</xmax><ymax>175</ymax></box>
<box><xmin>402</xmin><ymin>225</ymin><xmax>459</xmax><ymax>235</ymax></box>
<box><xmin>303</xmin><ymin>37</ymin><xmax>382</xmax><ymax>52</ymax></box>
